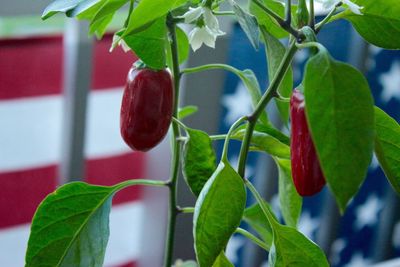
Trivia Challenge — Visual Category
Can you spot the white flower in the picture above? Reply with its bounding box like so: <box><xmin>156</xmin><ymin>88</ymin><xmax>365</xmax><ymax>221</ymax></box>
<box><xmin>188</xmin><ymin>26</ymin><xmax>224</xmax><ymax>51</ymax></box>
<box><xmin>181</xmin><ymin>6</ymin><xmax>203</xmax><ymax>23</ymax></box>
<box><xmin>181</xmin><ymin>6</ymin><xmax>225</xmax><ymax>51</ymax></box>
<box><xmin>315</xmin><ymin>0</ymin><xmax>363</xmax><ymax>15</ymax></box>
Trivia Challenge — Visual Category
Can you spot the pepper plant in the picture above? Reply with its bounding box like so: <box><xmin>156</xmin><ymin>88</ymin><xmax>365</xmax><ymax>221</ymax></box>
<box><xmin>25</xmin><ymin>0</ymin><xmax>400</xmax><ymax>266</ymax></box>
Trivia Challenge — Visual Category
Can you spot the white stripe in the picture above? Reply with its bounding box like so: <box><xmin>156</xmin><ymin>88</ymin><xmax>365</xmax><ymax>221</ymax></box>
<box><xmin>0</xmin><ymin>88</ymin><xmax>131</xmax><ymax>172</ymax></box>
<box><xmin>0</xmin><ymin>201</ymin><xmax>143</xmax><ymax>267</ymax></box>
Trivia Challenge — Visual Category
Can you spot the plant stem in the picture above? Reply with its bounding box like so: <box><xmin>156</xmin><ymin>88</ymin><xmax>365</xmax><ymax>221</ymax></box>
<box><xmin>164</xmin><ymin>14</ymin><xmax>182</xmax><ymax>267</ymax></box>
<box><xmin>237</xmin><ymin>41</ymin><xmax>298</xmax><ymax>177</ymax></box>
<box><xmin>213</xmin><ymin>11</ymin><xmax>235</xmax><ymax>16</ymax></box>
<box><xmin>309</xmin><ymin>0</ymin><xmax>315</xmax><ymax>29</ymax></box>
<box><xmin>252</xmin><ymin>0</ymin><xmax>300</xmax><ymax>38</ymax></box>
<box><xmin>222</xmin><ymin>116</ymin><xmax>247</xmax><ymax>162</ymax></box>
<box><xmin>180</xmin><ymin>207</ymin><xmax>195</xmax><ymax>213</ymax></box>
<box><xmin>235</xmin><ymin>227</ymin><xmax>270</xmax><ymax>251</ymax></box>
<box><xmin>285</xmin><ymin>0</ymin><xmax>292</xmax><ymax>25</ymax></box>
<box><xmin>116</xmin><ymin>179</ymin><xmax>168</xmax><ymax>190</ymax></box>
<box><xmin>315</xmin><ymin>3</ymin><xmax>341</xmax><ymax>33</ymax></box>
<box><xmin>182</xmin><ymin>63</ymin><xmax>243</xmax><ymax>76</ymax></box>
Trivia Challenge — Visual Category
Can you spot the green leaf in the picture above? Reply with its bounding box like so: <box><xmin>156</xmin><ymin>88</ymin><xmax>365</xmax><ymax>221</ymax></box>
<box><xmin>42</xmin><ymin>0</ymin><xmax>84</xmax><ymax>20</ymax></box>
<box><xmin>90</xmin><ymin>0</ymin><xmax>128</xmax><ymax>26</ymax></box>
<box><xmin>304</xmin><ymin>47</ymin><xmax>374</xmax><ymax>212</ymax></box>
<box><xmin>254</xmin><ymin>123</ymin><xmax>290</xmax><ymax>145</ymax></box>
<box><xmin>249</xmin><ymin>0</ymin><xmax>288</xmax><ymax>39</ymax></box>
<box><xmin>343</xmin><ymin>0</ymin><xmax>400</xmax><ymax>49</ymax></box>
<box><xmin>212</xmin><ymin>252</ymin><xmax>234</xmax><ymax>267</ymax></box>
<box><xmin>179</xmin><ymin>105</ymin><xmax>199</xmax><ymax>120</ymax></box>
<box><xmin>123</xmin><ymin>17</ymin><xmax>167</xmax><ymax>70</ymax></box>
<box><xmin>269</xmin><ymin>224</ymin><xmax>329</xmax><ymax>267</ymax></box>
<box><xmin>374</xmin><ymin>107</ymin><xmax>400</xmax><ymax>194</ymax></box>
<box><xmin>232</xmin><ymin>130</ymin><xmax>290</xmax><ymax>159</ymax></box>
<box><xmin>243</xmin><ymin>202</ymin><xmax>274</xmax><ymax>247</ymax></box>
<box><xmin>124</xmin><ymin>0</ymin><xmax>186</xmax><ymax>36</ymax></box>
<box><xmin>232</xmin><ymin>2</ymin><xmax>260</xmax><ymax>50</ymax></box>
<box><xmin>70</xmin><ymin>0</ymin><xmax>104</xmax><ymax>19</ymax></box>
<box><xmin>89</xmin><ymin>13</ymin><xmax>114</xmax><ymax>38</ymax></box>
<box><xmin>238</xmin><ymin>69</ymin><xmax>269</xmax><ymax>125</ymax></box>
<box><xmin>25</xmin><ymin>182</ymin><xmax>119</xmax><ymax>266</ymax></box>
<box><xmin>274</xmin><ymin>158</ymin><xmax>302</xmax><ymax>228</ymax></box>
<box><xmin>194</xmin><ymin>161</ymin><xmax>246</xmax><ymax>267</ymax></box>
<box><xmin>261</xmin><ymin>27</ymin><xmax>293</xmax><ymax>123</ymax></box>
<box><xmin>182</xmin><ymin>128</ymin><xmax>217</xmax><ymax>196</ymax></box>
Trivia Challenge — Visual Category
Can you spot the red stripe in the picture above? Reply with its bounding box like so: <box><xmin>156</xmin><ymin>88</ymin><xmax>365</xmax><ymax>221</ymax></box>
<box><xmin>85</xmin><ymin>152</ymin><xmax>146</xmax><ymax>205</ymax></box>
<box><xmin>0</xmin><ymin>34</ymin><xmax>136</xmax><ymax>100</ymax></box>
<box><xmin>114</xmin><ymin>260</ymin><xmax>137</xmax><ymax>267</ymax></box>
<box><xmin>91</xmin><ymin>34</ymin><xmax>137</xmax><ymax>90</ymax></box>
<box><xmin>0</xmin><ymin>36</ymin><xmax>63</xmax><ymax>99</ymax></box>
<box><xmin>0</xmin><ymin>165</ymin><xmax>57</xmax><ymax>228</ymax></box>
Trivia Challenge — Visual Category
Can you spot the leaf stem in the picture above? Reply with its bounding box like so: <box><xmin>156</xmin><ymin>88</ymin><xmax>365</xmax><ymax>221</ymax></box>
<box><xmin>237</xmin><ymin>41</ymin><xmax>297</xmax><ymax>177</ymax></box>
<box><xmin>235</xmin><ymin>227</ymin><xmax>271</xmax><ymax>251</ymax></box>
<box><xmin>245</xmin><ymin>179</ymin><xmax>279</xmax><ymax>226</ymax></box>
<box><xmin>164</xmin><ymin>14</ymin><xmax>182</xmax><ymax>267</ymax></box>
<box><xmin>315</xmin><ymin>3</ymin><xmax>342</xmax><ymax>33</ymax></box>
<box><xmin>285</xmin><ymin>0</ymin><xmax>292</xmax><ymax>25</ymax></box>
<box><xmin>115</xmin><ymin>179</ymin><xmax>168</xmax><ymax>191</ymax></box>
<box><xmin>222</xmin><ymin>116</ymin><xmax>247</xmax><ymax>162</ymax></box>
<box><xmin>182</xmin><ymin>63</ymin><xmax>243</xmax><ymax>76</ymax></box>
<box><xmin>252</xmin><ymin>0</ymin><xmax>300</xmax><ymax>38</ymax></box>
<box><xmin>309</xmin><ymin>0</ymin><xmax>315</xmax><ymax>29</ymax></box>
<box><xmin>179</xmin><ymin>207</ymin><xmax>195</xmax><ymax>213</ymax></box>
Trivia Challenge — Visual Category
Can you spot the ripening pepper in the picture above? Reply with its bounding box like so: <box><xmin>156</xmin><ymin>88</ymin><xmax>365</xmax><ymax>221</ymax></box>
<box><xmin>290</xmin><ymin>89</ymin><xmax>326</xmax><ymax>196</ymax></box>
<box><xmin>120</xmin><ymin>62</ymin><xmax>174</xmax><ymax>151</ymax></box>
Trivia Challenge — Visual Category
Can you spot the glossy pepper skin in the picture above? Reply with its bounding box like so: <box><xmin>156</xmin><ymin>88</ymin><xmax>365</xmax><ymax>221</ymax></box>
<box><xmin>120</xmin><ymin>63</ymin><xmax>174</xmax><ymax>151</ymax></box>
<box><xmin>290</xmin><ymin>89</ymin><xmax>326</xmax><ymax>196</ymax></box>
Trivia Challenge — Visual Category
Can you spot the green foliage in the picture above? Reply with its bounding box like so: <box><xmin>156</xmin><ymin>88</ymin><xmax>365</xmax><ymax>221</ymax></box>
<box><xmin>268</xmin><ymin>224</ymin><xmax>329</xmax><ymax>267</ymax></box>
<box><xmin>122</xmin><ymin>16</ymin><xmax>167</xmax><ymax>70</ymax></box>
<box><xmin>261</xmin><ymin>27</ymin><xmax>293</xmax><ymax>123</ymax></box>
<box><xmin>123</xmin><ymin>0</ymin><xmax>186</xmax><ymax>36</ymax></box>
<box><xmin>42</xmin><ymin>0</ymin><xmax>83</xmax><ymax>19</ymax></box>
<box><xmin>249</xmin><ymin>0</ymin><xmax>288</xmax><ymax>38</ymax></box>
<box><xmin>374</xmin><ymin>107</ymin><xmax>400</xmax><ymax>194</ymax></box>
<box><xmin>194</xmin><ymin>161</ymin><xmax>246</xmax><ymax>267</ymax></box>
<box><xmin>275</xmin><ymin>158</ymin><xmax>302</xmax><ymax>228</ymax></box>
<box><xmin>212</xmin><ymin>252</ymin><xmax>235</xmax><ymax>267</ymax></box>
<box><xmin>182</xmin><ymin>128</ymin><xmax>217</xmax><ymax>196</ymax></box>
<box><xmin>344</xmin><ymin>0</ymin><xmax>400</xmax><ymax>49</ymax></box>
<box><xmin>231</xmin><ymin>1</ymin><xmax>260</xmax><ymax>50</ymax></box>
<box><xmin>178</xmin><ymin>105</ymin><xmax>199</xmax><ymax>119</ymax></box>
<box><xmin>243</xmin><ymin>202</ymin><xmax>274</xmax><ymax>247</ymax></box>
<box><xmin>304</xmin><ymin>46</ymin><xmax>374</xmax><ymax>212</ymax></box>
<box><xmin>25</xmin><ymin>182</ymin><xmax>117</xmax><ymax>267</ymax></box>
<box><xmin>233</xmin><ymin>129</ymin><xmax>290</xmax><ymax>159</ymax></box>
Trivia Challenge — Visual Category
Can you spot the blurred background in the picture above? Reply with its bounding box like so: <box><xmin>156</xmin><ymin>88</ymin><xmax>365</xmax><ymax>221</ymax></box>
<box><xmin>0</xmin><ymin>1</ymin><xmax>399</xmax><ymax>267</ymax></box>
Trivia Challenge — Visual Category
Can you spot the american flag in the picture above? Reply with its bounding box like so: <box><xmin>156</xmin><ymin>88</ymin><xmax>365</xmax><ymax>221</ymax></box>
<box><xmin>219</xmin><ymin>21</ymin><xmax>400</xmax><ymax>266</ymax></box>
<box><xmin>0</xmin><ymin>34</ymin><xmax>157</xmax><ymax>267</ymax></box>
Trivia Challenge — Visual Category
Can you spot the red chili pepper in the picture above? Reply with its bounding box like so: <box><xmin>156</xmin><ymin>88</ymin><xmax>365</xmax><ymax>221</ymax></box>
<box><xmin>290</xmin><ymin>89</ymin><xmax>326</xmax><ymax>196</ymax></box>
<box><xmin>120</xmin><ymin>62</ymin><xmax>174</xmax><ymax>151</ymax></box>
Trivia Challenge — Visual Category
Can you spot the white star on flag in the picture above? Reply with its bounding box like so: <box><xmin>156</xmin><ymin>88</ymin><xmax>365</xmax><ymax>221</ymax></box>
<box><xmin>330</xmin><ymin>238</ymin><xmax>347</xmax><ymax>265</ymax></box>
<box><xmin>298</xmin><ymin>212</ymin><xmax>319</xmax><ymax>239</ymax></box>
<box><xmin>344</xmin><ymin>252</ymin><xmax>371</xmax><ymax>267</ymax></box>
<box><xmin>379</xmin><ymin>60</ymin><xmax>400</xmax><ymax>102</ymax></box>
<box><xmin>222</xmin><ymin>81</ymin><xmax>253</xmax><ymax>125</ymax></box>
<box><xmin>226</xmin><ymin>235</ymin><xmax>245</xmax><ymax>264</ymax></box>
<box><xmin>354</xmin><ymin>194</ymin><xmax>383</xmax><ymax>230</ymax></box>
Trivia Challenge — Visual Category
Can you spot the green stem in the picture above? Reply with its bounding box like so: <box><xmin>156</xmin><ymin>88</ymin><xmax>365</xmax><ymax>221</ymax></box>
<box><xmin>285</xmin><ymin>0</ymin><xmax>291</xmax><ymax>25</ymax></box>
<box><xmin>295</xmin><ymin>41</ymin><xmax>325</xmax><ymax>52</ymax></box>
<box><xmin>222</xmin><ymin>116</ymin><xmax>247</xmax><ymax>162</ymax></box>
<box><xmin>210</xmin><ymin>134</ymin><xmax>227</xmax><ymax>140</ymax></box>
<box><xmin>213</xmin><ymin>11</ymin><xmax>235</xmax><ymax>16</ymax></box>
<box><xmin>182</xmin><ymin>63</ymin><xmax>242</xmax><ymax>76</ymax></box>
<box><xmin>164</xmin><ymin>14</ymin><xmax>182</xmax><ymax>267</ymax></box>
<box><xmin>235</xmin><ymin>227</ymin><xmax>270</xmax><ymax>251</ymax></box>
<box><xmin>252</xmin><ymin>0</ymin><xmax>300</xmax><ymax>38</ymax></box>
<box><xmin>315</xmin><ymin>4</ymin><xmax>340</xmax><ymax>33</ymax></box>
<box><xmin>115</xmin><ymin>179</ymin><xmax>168</xmax><ymax>190</ymax></box>
<box><xmin>309</xmin><ymin>0</ymin><xmax>315</xmax><ymax>29</ymax></box>
<box><xmin>237</xmin><ymin>41</ymin><xmax>297</xmax><ymax>177</ymax></box>
<box><xmin>245</xmin><ymin>179</ymin><xmax>279</xmax><ymax>226</ymax></box>
<box><xmin>180</xmin><ymin>207</ymin><xmax>195</xmax><ymax>213</ymax></box>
